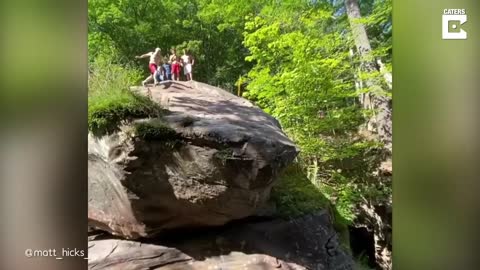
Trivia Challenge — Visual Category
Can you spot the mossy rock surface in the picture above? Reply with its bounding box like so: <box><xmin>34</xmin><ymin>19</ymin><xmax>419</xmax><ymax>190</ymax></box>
<box><xmin>271</xmin><ymin>164</ymin><xmax>350</xmax><ymax>249</ymax></box>
<box><xmin>272</xmin><ymin>165</ymin><xmax>330</xmax><ymax>217</ymax></box>
<box><xmin>88</xmin><ymin>90</ymin><xmax>164</xmax><ymax>136</ymax></box>
<box><xmin>134</xmin><ymin>119</ymin><xmax>178</xmax><ymax>141</ymax></box>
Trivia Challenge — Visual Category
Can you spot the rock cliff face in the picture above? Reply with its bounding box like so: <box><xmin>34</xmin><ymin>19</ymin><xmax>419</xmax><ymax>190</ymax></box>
<box><xmin>88</xmin><ymin>211</ymin><xmax>355</xmax><ymax>270</ymax></box>
<box><xmin>88</xmin><ymin>81</ymin><xmax>299</xmax><ymax>239</ymax></box>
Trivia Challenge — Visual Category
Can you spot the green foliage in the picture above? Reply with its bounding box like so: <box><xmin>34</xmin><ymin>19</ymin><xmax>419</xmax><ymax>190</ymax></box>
<box><xmin>243</xmin><ymin>5</ymin><xmax>361</xmax><ymax>156</ymax></box>
<box><xmin>363</xmin><ymin>0</ymin><xmax>392</xmax><ymax>62</ymax></box>
<box><xmin>242</xmin><ymin>0</ymin><xmax>391</xmax><ymax>227</ymax></box>
<box><xmin>305</xmin><ymin>139</ymin><xmax>390</xmax><ymax>224</ymax></box>
<box><xmin>88</xmin><ymin>53</ymin><xmax>143</xmax><ymax>96</ymax></box>
<box><xmin>88</xmin><ymin>0</ymin><xmax>257</xmax><ymax>91</ymax></box>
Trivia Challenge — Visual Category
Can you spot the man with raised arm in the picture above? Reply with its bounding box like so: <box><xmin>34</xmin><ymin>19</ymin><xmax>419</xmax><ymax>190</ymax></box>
<box><xmin>135</xmin><ymin>47</ymin><xmax>162</xmax><ymax>86</ymax></box>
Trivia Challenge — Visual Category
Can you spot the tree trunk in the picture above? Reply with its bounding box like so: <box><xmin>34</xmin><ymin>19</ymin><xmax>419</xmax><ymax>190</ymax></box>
<box><xmin>345</xmin><ymin>1</ymin><xmax>392</xmax><ymax>269</ymax></box>
<box><xmin>345</xmin><ymin>0</ymin><xmax>392</xmax><ymax>153</ymax></box>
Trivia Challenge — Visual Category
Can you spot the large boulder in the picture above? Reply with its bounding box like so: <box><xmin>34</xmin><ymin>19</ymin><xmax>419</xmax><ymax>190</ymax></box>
<box><xmin>88</xmin><ymin>81</ymin><xmax>299</xmax><ymax>239</ymax></box>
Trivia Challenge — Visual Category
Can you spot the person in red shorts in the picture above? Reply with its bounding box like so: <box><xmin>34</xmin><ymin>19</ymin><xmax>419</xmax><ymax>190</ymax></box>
<box><xmin>135</xmin><ymin>47</ymin><xmax>162</xmax><ymax>86</ymax></box>
<box><xmin>171</xmin><ymin>58</ymin><xmax>181</xmax><ymax>81</ymax></box>
<box><xmin>169</xmin><ymin>48</ymin><xmax>180</xmax><ymax>81</ymax></box>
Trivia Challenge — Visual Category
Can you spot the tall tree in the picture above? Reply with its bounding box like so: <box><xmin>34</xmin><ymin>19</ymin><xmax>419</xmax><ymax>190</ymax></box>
<box><xmin>345</xmin><ymin>1</ymin><xmax>392</xmax><ymax>269</ymax></box>
<box><xmin>345</xmin><ymin>0</ymin><xmax>392</xmax><ymax>153</ymax></box>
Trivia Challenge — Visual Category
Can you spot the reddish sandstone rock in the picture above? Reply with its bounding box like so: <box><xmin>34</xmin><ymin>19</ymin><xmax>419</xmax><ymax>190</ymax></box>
<box><xmin>88</xmin><ymin>81</ymin><xmax>299</xmax><ymax>239</ymax></box>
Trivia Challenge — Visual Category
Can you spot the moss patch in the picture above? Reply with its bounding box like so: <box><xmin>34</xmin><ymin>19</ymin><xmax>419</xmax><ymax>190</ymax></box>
<box><xmin>272</xmin><ymin>164</ymin><xmax>331</xmax><ymax>217</ymax></box>
<box><xmin>271</xmin><ymin>164</ymin><xmax>350</xmax><ymax>249</ymax></box>
<box><xmin>180</xmin><ymin>116</ymin><xmax>196</xmax><ymax>127</ymax></box>
<box><xmin>134</xmin><ymin>119</ymin><xmax>178</xmax><ymax>141</ymax></box>
<box><xmin>88</xmin><ymin>90</ymin><xmax>163</xmax><ymax>136</ymax></box>
<box><xmin>214</xmin><ymin>148</ymin><xmax>233</xmax><ymax>159</ymax></box>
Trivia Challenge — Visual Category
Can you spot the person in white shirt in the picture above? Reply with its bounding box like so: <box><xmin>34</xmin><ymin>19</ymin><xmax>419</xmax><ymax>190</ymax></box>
<box><xmin>181</xmin><ymin>49</ymin><xmax>194</xmax><ymax>81</ymax></box>
<box><xmin>135</xmin><ymin>47</ymin><xmax>162</xmax><ymax>86</ymax></box>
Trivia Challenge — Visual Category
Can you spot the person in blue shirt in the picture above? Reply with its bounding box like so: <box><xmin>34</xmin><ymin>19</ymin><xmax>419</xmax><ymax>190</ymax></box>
<box><xmin>162</xmin><ymin>57</ymin><xmax>172</xmax><ymax>81</ymax></box>
<box><xmin>155</xmin><ymin>64</ymin><xmax>165</xmax><ymax>83</ymax></box>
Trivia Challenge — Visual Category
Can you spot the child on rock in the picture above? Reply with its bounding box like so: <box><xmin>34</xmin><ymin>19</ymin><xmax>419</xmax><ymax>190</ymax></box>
<box><xmin>162</xmin><ymin>57</ymin><xmax>172</xmax><ymax>81</ymax></box>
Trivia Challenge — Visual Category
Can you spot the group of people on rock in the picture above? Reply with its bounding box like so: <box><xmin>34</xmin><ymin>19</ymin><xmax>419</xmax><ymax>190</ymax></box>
<box><xmin>135</xmin><ymin>48</ymin><xmax>195</xmax><ymax>86</ymax></box>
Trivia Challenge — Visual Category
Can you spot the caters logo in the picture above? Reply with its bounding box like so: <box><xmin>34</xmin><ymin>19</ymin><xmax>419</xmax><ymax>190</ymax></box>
<box><xmin>442</xmin><ymin>9</ymin><xmax>467</xmax><ymax>40</ymax></box>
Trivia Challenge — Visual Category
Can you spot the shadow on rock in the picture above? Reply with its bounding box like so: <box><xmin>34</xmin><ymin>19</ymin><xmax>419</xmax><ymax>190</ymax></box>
<box><xmin>89</xmin><ymin>212</ymin><xmax>355</xmax><ymax>270</ymax></box>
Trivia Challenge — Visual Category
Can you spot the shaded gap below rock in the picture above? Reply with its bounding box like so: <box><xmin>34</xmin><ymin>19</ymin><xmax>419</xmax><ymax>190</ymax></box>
<box><xmin>141</xmin><ymin>215</ymin><xmax>278</xmax><ymax>244</ymax></box>
<box><xmin>349</xmin><ymin>226</ymin><xmax>379</xmax><ymax>269</ymax></box>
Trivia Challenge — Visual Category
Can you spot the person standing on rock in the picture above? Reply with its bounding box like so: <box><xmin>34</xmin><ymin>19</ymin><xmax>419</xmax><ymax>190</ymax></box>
<box><xmin>181</xmin><ymin>49</ymin><xmax>194</xmax><ymax>81</ymax></box>
<box><xmin>169</xmin><ymin>48</ymin><xmax>177</xmax><ymax>63</ymax></box>
<box><xmin>171</xmin><ymin>57</ymin><xmax>181</xmax><ymax>81</ymax></box>
<box><xmin>169</xmin><ymin>48</ymin><xmax>180</xmax><ymax>81</ymax></box>
<box><xmin>135</xmin><ymin>47</ymin><xmax>162</xmax><ymax>86</ymax></box>
<box><xmin>169</xmin><ymin>48</ymin><xmax>181</xmax><ymax>81</ymax></box>
<box><xmin>162</xmin><ymin>57</ymin><xmax>172</xmax><ymax>81</ymax></box>
<box><xmin>155</xmin><ymin>64</ymin><xmax>165</xmax><ymax>82</ymax></box>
